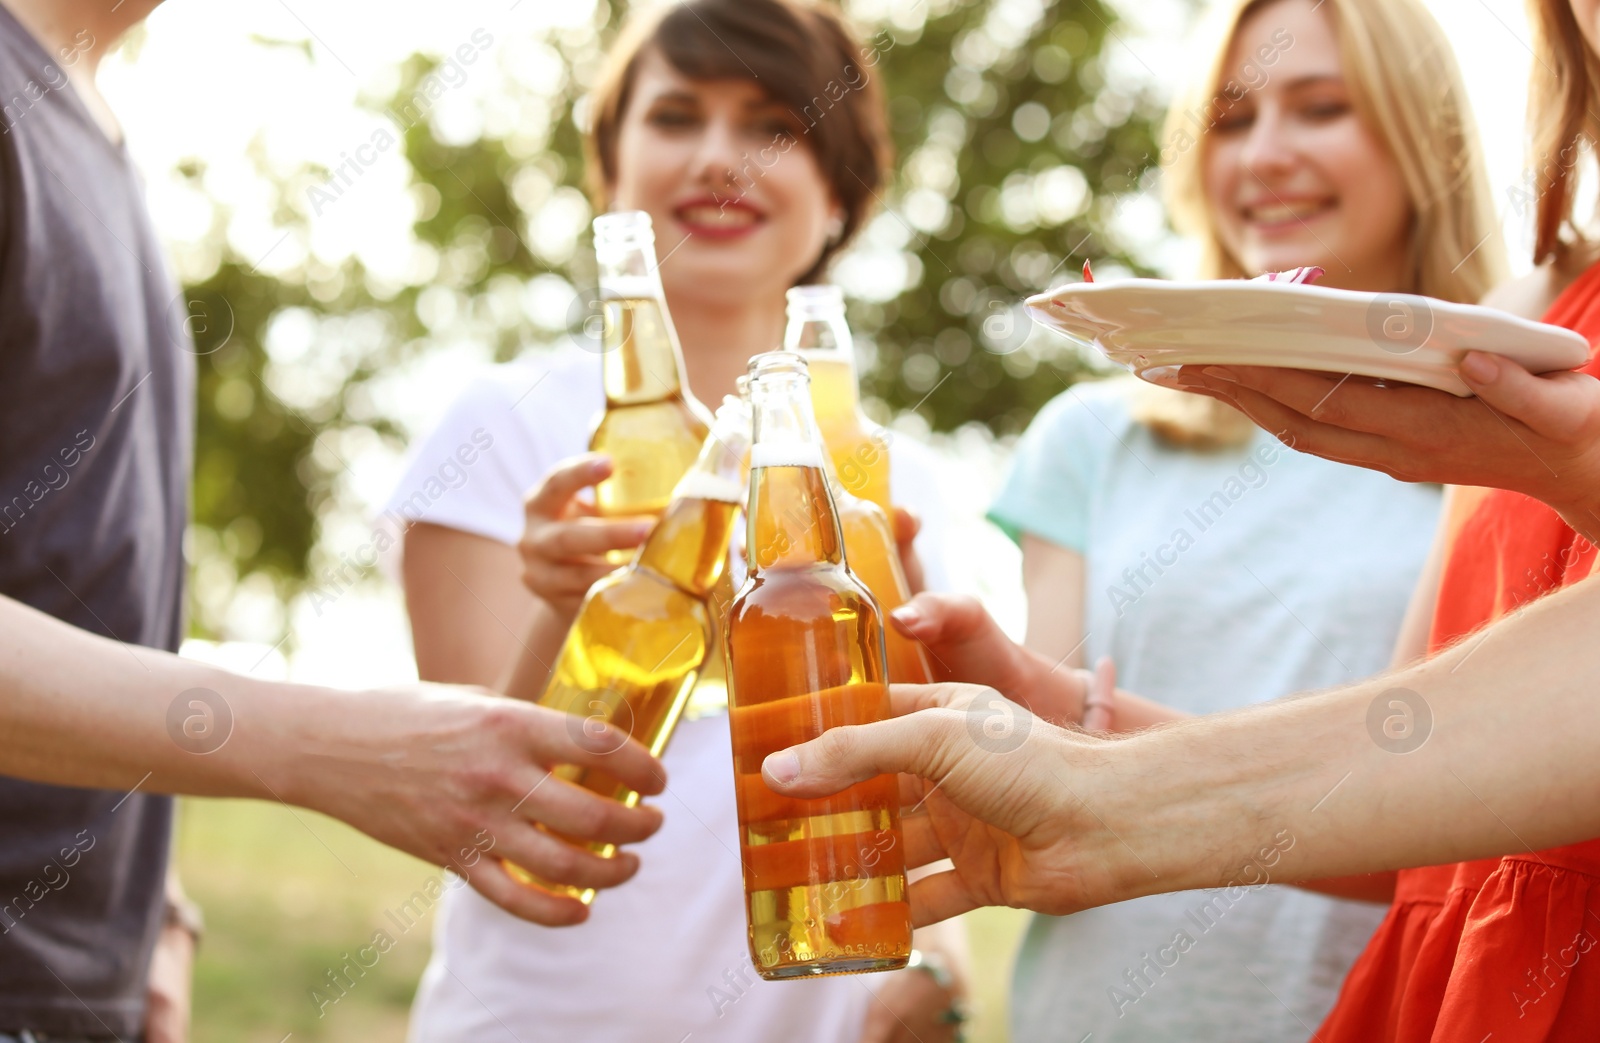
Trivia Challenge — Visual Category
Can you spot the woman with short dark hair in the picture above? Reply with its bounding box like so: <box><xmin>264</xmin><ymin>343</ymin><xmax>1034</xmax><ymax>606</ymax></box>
<box><xmin>388</xmin><ymin>2</ymin><xmax>965</xmax><ymax>1040</ymax></box>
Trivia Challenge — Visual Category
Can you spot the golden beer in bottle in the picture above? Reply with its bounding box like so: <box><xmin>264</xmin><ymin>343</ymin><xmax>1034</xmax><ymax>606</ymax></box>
<box><xmin>783</xmin><ymin>285</ymin><xmax>891</xmax><ymax>513</ymax></box>
<box><xmin>784</xmin><ymin>286</ymin><xmax>931</xmax><ymax>683</ymax></box>
<box><xmin>830</xmin><ymin>488</ymin><xmax>934</xmax><ymax>685</ymax></box>
<box><xmin>725</xmin><ymin>351</ymin><xmax>912</xmax><ymax>980</ymax></box>
<box><xmin>507</xmin><ymin>397</ymin><xmax>751</xmax><ymax>903</ymax></box>
<box><xmin>590</xmin><ymin>211</ymin><xmax>712</xmax><ymax>549</ymax></box>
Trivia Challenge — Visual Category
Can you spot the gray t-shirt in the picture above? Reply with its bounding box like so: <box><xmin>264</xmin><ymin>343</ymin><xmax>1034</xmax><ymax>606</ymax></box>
<box><xmin>989</xmin><ymin>379</ymin><xmax>1439</xmax><ymax>1042</ymax></box>
<box><xmin>0</xmin><ymin>7</ymin><xmax>192</xmax><ymax>1036</ymax></box>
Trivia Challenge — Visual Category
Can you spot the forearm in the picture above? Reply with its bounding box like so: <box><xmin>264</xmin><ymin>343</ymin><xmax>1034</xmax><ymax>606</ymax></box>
<box><xmin>497</xmin><ymin>599</ymin><xmax>573</xmax><ymax>702</ymax></box>
<box><xmin>1085</xmin><ymin>576</ymin><xmax>1600</xmax><ymax>896</ymax></box>
<box><xmin>1391</xmin><ymin>494</ymin><xmax>1449</xmax><ymax>670</ymax></box>
<box><xmin>1294</xmin><ymin>872</ymin><xmax>1397</xmax><ymax>903</ymax></box>
<box><xmin>1099</xmin><ymin>688</ymin><xmax>1188</xmax><ymax>731</ymax></box>
<box><xmin>1011</xmin><ymin>644</ymin><xmax>1186</xmax><ymax>732</ymax></box>
<box><xmin>0</xmin><ymin>594</ymin><xmax>315</xmax><ymax>799</ymax></box>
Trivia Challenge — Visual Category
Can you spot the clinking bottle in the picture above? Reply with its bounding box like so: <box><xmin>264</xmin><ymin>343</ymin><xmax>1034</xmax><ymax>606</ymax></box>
<box><xmin>783</xmin><ymin>286</ymin><xmax>931</xmax><ymax>684</ymax></box>
<box><xmin>724</xmin><ymin>351</ymin><xmax>912</xmax><ymax>980</ymax></box>
<box><xmin>783</xmin><ymin>285</ymin><xmax>890</xmax><ymax>514</ymax></box>
<box><xmin>507</xmin><ymin>396</ymin><xmax>751</xmax><ymax>904</ymax></box>
<box><xmin>589</xmin><ymin>211</ymin><xmax>713</xmax><ymax>548</ymax></box>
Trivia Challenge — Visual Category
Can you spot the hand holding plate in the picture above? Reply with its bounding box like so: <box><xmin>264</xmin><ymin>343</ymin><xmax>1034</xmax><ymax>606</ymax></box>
<box><xmin>1174</xmin><ymin>351</ymin><xmax>1600</xmax><ymax>542</ymax></box>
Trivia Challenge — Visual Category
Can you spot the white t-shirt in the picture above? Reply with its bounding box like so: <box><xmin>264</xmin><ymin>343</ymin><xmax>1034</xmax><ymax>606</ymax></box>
<box><xmin>989</xmin><ymin>378</ymin><xmax>1440</xmax><ymax>1043</ymax></box>
<box><xmin>385</xmin><ymin>348</ymin><xmax>950</xmax><ymax>1043</ymax></box>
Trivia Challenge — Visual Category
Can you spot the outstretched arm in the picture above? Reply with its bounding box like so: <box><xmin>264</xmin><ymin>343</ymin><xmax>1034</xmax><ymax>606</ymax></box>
<box><xmin>763</xmin><ymin>574</ymin><xmax>1600</xmax><ymax>926</ymax></box>
<box><xmin>0</xmin><ymin>592</ymin><xmax>666</xmax><ymax>926</ymax></box>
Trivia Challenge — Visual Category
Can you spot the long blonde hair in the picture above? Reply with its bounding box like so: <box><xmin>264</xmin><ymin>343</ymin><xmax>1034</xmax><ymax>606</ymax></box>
<box><xmin>1136</xmin><ymin>0</ymin><xmax>1509</xmax><ymax>447</ymax></box>
<box><xmin>1525</xmin><ymin>0</ymin><xmax>1600</xmax><ymax>264</ymax></box>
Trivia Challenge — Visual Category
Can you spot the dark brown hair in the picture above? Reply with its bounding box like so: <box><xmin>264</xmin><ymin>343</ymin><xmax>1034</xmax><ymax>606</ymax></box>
<box><xmin>584</xmin><ymin>0</ymin><xmax>892</xmax><ymax>284</ymax></box>
<box><xmin>1526</xmin><ymin>0</ymin><xmax>1600</xmax><ymax>264</ymax></box>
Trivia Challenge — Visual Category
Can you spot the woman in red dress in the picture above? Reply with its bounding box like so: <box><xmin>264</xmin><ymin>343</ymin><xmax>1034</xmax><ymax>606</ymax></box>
<box><xmin>1182</xmin><ymin>3</ymin><xmax>1600</xmax><ymax>1034</ymax></box>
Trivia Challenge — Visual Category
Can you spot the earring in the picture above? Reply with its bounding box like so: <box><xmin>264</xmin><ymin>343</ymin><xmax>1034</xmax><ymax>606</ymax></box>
<box><xmin>825</xmin><ymin>215</ymin><xmax>845</xmax><ymax>245</ymax></box>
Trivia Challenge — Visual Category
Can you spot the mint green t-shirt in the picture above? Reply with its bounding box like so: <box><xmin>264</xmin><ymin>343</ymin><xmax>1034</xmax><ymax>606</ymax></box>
<box><xmin>989</xmin><ymin>377</ymin><xmax>1439</xmax><ymax>1043</ymax></box>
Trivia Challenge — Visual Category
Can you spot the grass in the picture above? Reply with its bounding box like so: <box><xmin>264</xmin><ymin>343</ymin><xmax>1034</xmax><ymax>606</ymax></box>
<box><xmin>177</xmin><ymin>798</ymin><xmax>1029</xmax><ymax>1042</ymax></box>
<box><xmin>176</xmin><ymin>798</ymin><xmax>438</xmax><ymax>1043</ymax></box>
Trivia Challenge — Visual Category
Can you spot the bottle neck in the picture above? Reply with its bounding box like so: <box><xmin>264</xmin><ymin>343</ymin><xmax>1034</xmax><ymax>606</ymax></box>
<box><xmin>746</xmin><ymin>462</ymin><xmax>845</xmax><ymax>572</ymax></box>
<box><xmin>783</xmin><ymin>309</ymin><xmax>852</xmax><ymax>355</ymax></box>
<box><xmin>634</xmin><ymin>496</ymin><xmax>739</xmax><ymax>595</ymax></box>
<box><xmin>745</xmin><ymin>371</ymin><xmax>846</xmax><ymax>572</ymax></box>
<box><xmin>599</xmin><ymin>270</ymin><xmax>690</xmax><ymax>407</ymax></box>
<box><xmin>783</xmin><ymin>312</ymin><xmax>863</xmax><ymax>415</ymax></box>
<box><xmin>636</xmin><ymin>410</ymin><xmax>750</xmax><ymax>591</ymax></box>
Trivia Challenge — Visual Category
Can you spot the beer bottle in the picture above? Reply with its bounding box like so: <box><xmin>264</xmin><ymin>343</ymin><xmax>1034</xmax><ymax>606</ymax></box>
<box><xmin>725</xmin><ymin>351</ymin><xmax>912</xmax><ymax>980</ymax></box>
<box><xmin>590</xmin><ymin>211</ymin><xmax>712</xmax><ymax>559</ymax></box>
<box><xmin>782</xmin><ymin>285</ymin><xmax>890</xmax><ymax>513</ymax></box>
<box><xmin>508</xmin><ymin>396</ymin><xmax>751</xmax><ymax>903</ymax></box>
<box><xmin>783</xmin><ymin>287</ymin><xmax>932</xmax><ymax>683</ymax></box>
<box><xmin>829</xmin><ymin>481</ymin><xmax>934</xmax><ymax>685</ymax></box>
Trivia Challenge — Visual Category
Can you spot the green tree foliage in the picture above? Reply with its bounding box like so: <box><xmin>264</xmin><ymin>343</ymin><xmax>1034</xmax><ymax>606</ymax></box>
<box><xmin>861</xmin><ymin>0</ymin><xmax>1161</xmax><ymax>435</ymax></box>
<box><xmin>184</xmin><ymin>0</ymin><xmax>1160</xmax><ymax>640</ymax></box>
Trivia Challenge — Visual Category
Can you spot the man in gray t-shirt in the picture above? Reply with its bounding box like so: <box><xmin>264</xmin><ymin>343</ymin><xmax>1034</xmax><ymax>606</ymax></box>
<box><xmin>0</xmin><ymin>2</ymin><xmax>675</xmax><ymax>1039</ymax></box>
<box><xmin>0</xmin><ymin>1</ymin><xmax>191</xmax><ymax>1037</ymax></box>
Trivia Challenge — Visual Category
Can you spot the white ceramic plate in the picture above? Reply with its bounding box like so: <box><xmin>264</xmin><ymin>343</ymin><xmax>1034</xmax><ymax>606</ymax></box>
<box><xmin>1024</xmin><ymin>279</ymin><xmax>1591</xmax><ymax>396</ymax></box>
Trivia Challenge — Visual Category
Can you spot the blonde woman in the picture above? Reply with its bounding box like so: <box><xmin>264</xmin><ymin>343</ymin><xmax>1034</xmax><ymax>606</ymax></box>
<box><xmin>986</xmin><ymin>0</ymin><xmax>1505</xmax><ymax>1039</ymax></box>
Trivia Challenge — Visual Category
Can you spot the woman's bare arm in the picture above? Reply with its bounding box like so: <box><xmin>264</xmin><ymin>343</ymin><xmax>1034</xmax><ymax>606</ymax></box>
<box><xmin>400</xmin><ymin>522</ymin><xmax>566</xmax><ymax>698</ymax></box>
<box><xmin>1020</xmin><ymin>535</ymin><xmax>1088</xmax><ymax>665</ymax></box>
<box><xmin>1389</xmin><ymin>489</ymin><xmax>1452</xmax><ymax>671</ymax></box>
<box><xmin>402</xmin><ymin>523</ymin><xmax>536</xmax><ymax>687</ymax></box>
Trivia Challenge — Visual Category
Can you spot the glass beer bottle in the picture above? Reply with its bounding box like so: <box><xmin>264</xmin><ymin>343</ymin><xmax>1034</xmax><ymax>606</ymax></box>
<box><xmin>829</xmin><ymin>482</ymin><xmax>934</xmax><ymax>685</ymax></box>
<box><xmin>783</xmin><ymin>284</ymin><xmax>890</xmax><ymax>513</ymax></box>
<box><xmin>590</xmin><ymin>211</ymin><xmax>712</xmax><ymax>555</ymax></box>
<box><xmin>507</xmin><ymin>396</ymin><xmax>751</xmax><ymax>903</ymax></box>
<box><xmin>724</xmin><ymin>351</ymin><xmax>912</xmax><ymax>980</ymax></box>
<box><xmin>784</xmin><ymin>286</ymin><xmax>932</xmax><ymax>683</ymax></box>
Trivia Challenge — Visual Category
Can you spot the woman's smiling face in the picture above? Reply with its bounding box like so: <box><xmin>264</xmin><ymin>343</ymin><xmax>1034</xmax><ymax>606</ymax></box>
<box><xmin>1202</xmin><ymin>0</ymin><xmax>1414</xmax><ymax>290</ymax></box>
<box><xmin>608</xmin><ymin>48</ymin><xmax>840</xmax><ymax>308</ymax></box>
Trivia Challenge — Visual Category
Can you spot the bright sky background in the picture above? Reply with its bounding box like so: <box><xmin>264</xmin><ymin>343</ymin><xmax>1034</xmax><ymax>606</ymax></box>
<box><xmin>102</xmin><ymin>0</ymin><xmax>1539</xmax><ymax>684</ymax></box>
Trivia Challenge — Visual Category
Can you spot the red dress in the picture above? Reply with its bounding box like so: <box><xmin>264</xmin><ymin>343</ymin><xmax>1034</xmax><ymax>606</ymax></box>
<box><xmin>1316</xmin><ymin>261</ymin><xmax>1600</xmax><ymax>1041</ymax></box>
